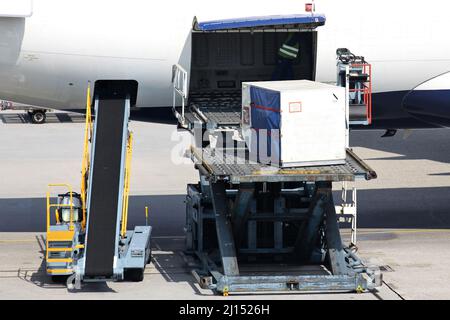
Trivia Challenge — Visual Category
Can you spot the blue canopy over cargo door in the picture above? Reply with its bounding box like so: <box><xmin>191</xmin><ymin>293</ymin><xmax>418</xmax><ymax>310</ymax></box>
<box><xmin>193</xmin><ymin>14</ymin><xmax>326</xmax><ymax>31</ymax></box>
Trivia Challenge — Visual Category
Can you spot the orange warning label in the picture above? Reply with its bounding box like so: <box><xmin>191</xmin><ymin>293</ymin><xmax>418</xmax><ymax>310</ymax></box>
<box><xmin>289</xmin><ymin>102</ymin><xmax>302</xmax><ymax>113</ymax></box>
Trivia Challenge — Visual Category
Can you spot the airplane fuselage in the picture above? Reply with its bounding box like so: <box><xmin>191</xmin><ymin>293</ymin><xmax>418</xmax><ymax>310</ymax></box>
<box><xmin>0</xmin><ymin>0</ymin><xmax>449</xmax><ymax>127</ymax></box>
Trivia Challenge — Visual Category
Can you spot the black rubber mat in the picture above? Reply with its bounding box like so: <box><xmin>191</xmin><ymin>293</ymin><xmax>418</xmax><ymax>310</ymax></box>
<box><xmin>85</xmin><ymin>98</ymin><xmax>126</xmax><ymax>278</ymax></box>
<box><xmin>349</xmin><ymin>104</ymin><xmax>368</xmax><ymax>121</ymax></box>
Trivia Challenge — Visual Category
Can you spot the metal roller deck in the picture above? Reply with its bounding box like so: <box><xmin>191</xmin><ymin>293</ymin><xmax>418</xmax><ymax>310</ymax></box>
<box><xmin>180</xmin><ymin>90</ymin><xmax>242</xmax><ymax>130</ymax></box>
<box><xmin>190</xmin><ymin>146</ymin><xmax>377</xmax><ymax>183</ymax></box>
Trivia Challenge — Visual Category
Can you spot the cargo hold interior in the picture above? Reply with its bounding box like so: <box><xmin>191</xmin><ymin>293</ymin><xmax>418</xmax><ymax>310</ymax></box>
<box><xmin>189</xmin><ymin>31</ymin><xmax>317</xmax><ymax>99</ymax></box>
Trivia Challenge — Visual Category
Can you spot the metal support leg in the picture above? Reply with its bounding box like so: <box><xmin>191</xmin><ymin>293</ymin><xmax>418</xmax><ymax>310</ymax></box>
<box><xmin>232</xmin><ymin>183</ymin><xmax>254</xmax><ymax>246</ymax></box>
<box><xmin>247</xmin><ymin>201</ymin><xmax>257</xmax><ymax>260</ymax></box>
<box><xmin>295</xmin><ymin>182</ymin><xmax>330</xmax><ymax>262</ymax></box>
<box><xmin>210</xmin><ymin>181</ymin><xmax>239</xmax><ymax>276</ymax></box>
<box><xmin>274</xmin><ymin>197</ymin><xmax>284</xmax><ymax>251</ymax></box>
<box><xmin>66</xmin><ymin>273</ymin><xmax>82</xmax><ymax>290</ymax></box>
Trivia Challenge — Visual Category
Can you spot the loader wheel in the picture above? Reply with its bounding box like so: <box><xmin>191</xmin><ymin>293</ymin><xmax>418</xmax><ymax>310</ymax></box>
<box><xmin>30</xmin><ymin>110</ymin><xmax>46</xmax><ymax>124</ymax></box>
<box><xmin>125</xmin><ymin>268</ymin><xmax>144</xmax><ymax>282</ymax></box>
<box><xmin>146</xmin><ymin>248</ymin><xmax>152</xmax><ymax>264</ymax></box>
<box><xmin>51</xmin><ymin>275</ymin><xmax>69</xmax><ymax>283</ymax></box>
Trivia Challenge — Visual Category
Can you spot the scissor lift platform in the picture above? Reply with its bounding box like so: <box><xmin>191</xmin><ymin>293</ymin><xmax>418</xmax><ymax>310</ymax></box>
<box><xmin>185</xmin><ymin>146</ymin><xmax>381</xmax><ymax>295</ymax></box>
<box><xmin>173</xmin><ymin>65</ymin><xmax>381</xmax><ymax>295</ymax></box>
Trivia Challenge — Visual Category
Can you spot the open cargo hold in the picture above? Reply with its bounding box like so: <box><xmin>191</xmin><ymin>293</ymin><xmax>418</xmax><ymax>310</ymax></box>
<box><xmin>190</xmin><ymin>31</ymin><xmax>317</xmax><ymax>93</ymax></box>
<box><xmin>179</xmin><ymin>15</ymin><xmax>324</xmax><ymax>128</ymax></box>
<box><xmin>190</xmin><ymin>14</ymin><xmax>323</xmax><ymax>92</ymax></box>
<box><xmin>242</xmin><ymin>80</ymin><xmax>347</xmax><ymax>167</ymax></box>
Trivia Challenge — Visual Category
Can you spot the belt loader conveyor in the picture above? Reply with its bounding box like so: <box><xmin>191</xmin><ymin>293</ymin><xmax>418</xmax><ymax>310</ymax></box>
<box><xmin>45</xmin><ymin>82</ymin><xmax>152</xmax><ymax>289</ymax></box>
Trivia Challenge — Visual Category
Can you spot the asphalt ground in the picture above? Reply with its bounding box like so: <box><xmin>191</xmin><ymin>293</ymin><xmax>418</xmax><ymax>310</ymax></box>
<box><xmin>1</xmin><ymin>110</ymin><xmax>449</xmax><ymax>299</ymax></box>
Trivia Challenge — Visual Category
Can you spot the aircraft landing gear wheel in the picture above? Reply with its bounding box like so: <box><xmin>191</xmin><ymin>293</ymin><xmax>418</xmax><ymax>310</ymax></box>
<box><xmin>30</xmin><ymin>110</ymin><xmax>46</xmax><ymax>124</ymax></box>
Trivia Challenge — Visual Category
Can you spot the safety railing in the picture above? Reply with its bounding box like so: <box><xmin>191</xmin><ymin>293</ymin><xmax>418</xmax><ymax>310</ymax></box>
<box><xmin>349</xmin><ymin>63</ymin><xmax>372</xmax><ymax>125</ymax></box>
<box><xmin>335</xmin><ymin>182</ymin><xmax>358</xmax><ymax>247</ymax></box>
<box><xmin>172</xmin><ymin>64</ymin><xmax>188</xmax><ymax>127</ymax></box>
<box><xmin>121</xmin><ymin>132</ymin><xmax>133</xmax><ymax>238</ymax></box>
<box><xmin>46</xmin><ymin>184</ymin><xmax>75</xmax><ymax>232</ymax></box>
<box><xmin>80</xmin><ymin>83</ymin><xmax>93</xmax><ymax>230</ymax></box>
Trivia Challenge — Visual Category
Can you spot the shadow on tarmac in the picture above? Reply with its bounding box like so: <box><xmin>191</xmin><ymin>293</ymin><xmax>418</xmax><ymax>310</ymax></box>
<box><xmin>350</xmin><ymin>128</ymin><xmax>450</xmax><ymax>165</ymax></box>
<box><xmin>0</xmin><ymin>112</ymin><xmax>86</xmax><ymax>124</ymax></box>
<box><xmin>1</xmin><ymin>189</ymin><xmax>450</xmax><ymax>235</ymax></box>
<box><xmin>0</xmin><ymin>107</ymin><xmax>177</xmax><ymax>125</ymax></box>
<box><xmin>3</xmin><ymin>189</ymin><xmax>448</xmax><ymax>296</ymax></box>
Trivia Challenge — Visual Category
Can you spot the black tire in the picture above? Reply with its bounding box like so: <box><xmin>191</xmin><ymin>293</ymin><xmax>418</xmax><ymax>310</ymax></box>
<box><xmin>146</xmin><ymin>248</ymin><xmax>152</xmax><ymax>264</ymax></box>
<box><xmin>30</xmin><ymin>111</ymin><xmax>46</xmax><ymax>124</ymax></box>
<box><xmin>51</xmin><ymin>275</ymin><xmax>69</xmax><ymax>283</ymax></box>
<box><xmin>124</xmin><ymin>268</ymin><xmax>144</xmax><ymax>282</ymax></box>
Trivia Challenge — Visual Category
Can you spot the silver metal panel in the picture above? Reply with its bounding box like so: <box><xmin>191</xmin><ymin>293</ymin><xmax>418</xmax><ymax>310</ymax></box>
<box><xmin>191</xmin><ymin>147</ymin><xmax>376</xmax><ymax>183</ymax></box>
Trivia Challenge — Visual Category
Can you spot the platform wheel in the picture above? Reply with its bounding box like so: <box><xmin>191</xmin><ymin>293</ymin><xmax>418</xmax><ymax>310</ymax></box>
<box><xmin>124</xmin><ymin>268</ymin><xmax>144</xmax><ymax>282</ymax></box>
<box><xmin>51</xmin><ymin>275</ymin><xmax>69</xmax><ymax>283</ymax></box>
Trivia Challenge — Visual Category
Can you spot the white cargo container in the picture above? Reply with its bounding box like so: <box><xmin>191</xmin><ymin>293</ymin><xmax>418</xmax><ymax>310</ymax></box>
<box><xmin>242</xmin><ymin>80</ymin><xmax>348</xmax><ymax>167</ymax></box>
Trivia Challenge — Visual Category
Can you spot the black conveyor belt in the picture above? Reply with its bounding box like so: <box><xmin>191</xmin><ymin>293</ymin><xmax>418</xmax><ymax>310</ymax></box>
<box><xmin>85</xmin><ymin>98</ymin><xmax>127</xmax><ymax>278</ymax></box>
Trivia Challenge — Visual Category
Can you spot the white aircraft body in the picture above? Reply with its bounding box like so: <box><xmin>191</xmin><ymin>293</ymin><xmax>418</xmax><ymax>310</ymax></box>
<box><xmin>0</xmin><ymin>0</ymin><xmax>449</xmax><ymax>125</ymax></box>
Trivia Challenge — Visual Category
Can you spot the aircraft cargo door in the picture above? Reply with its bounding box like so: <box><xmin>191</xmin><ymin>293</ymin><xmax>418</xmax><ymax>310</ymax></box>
<box><xmin>189</xmin><ymin>14</ymin><xmax>326</xmax><ymax>96</ymax></box>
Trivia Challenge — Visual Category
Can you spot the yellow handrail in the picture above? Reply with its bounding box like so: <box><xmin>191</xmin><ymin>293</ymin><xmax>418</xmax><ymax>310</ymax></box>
<box><xmin>46</xmin><ymin>184</ymin><xmax>75</xmax><ymax>232</ymax></box>
<box><xmin>121</xmin><ymin>132</ymin><xmax>133</xmax><ymax>238</ymax></box>
<box><xmin>46</xmin><ymin>190</ymin><xmax>50</xmax><ymax>234</ymax></box>
<box><xmin>80</xmin><ymin>82</ymin><xmax>92</xmax><ymax>230</ymax></box>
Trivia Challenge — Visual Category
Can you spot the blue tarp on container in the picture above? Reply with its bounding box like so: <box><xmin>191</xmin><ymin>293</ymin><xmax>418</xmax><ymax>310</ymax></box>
<box><xmin>195</xmin><ymin>14</ymin><xmax>326</xmax><ymax>31</ymax></box>
<box><xmin>250</xmin><ymin>86</ymin><xmax>281</xmax><ymax>164</ymax></box>
<box><xmin>250</xmin><ymin>87</ymin><xmax>280</xmax><ymax>130</ymax></box>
